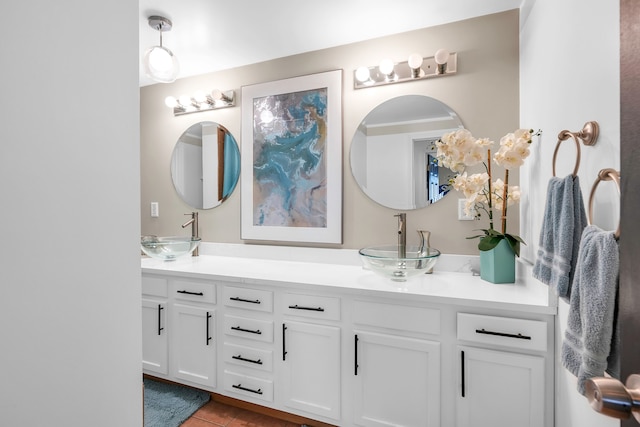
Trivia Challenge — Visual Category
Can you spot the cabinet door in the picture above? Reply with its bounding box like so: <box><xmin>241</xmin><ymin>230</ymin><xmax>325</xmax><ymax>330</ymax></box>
<box><xmin>171</xmin><ymin>303</ymin><xmax>216</xmax><ymax>388</ymax></box>
<box><xmin>353</xmin><ymin>331</ymin><xmax>440</xmax><ymax>427</ymax></box>
<box><xmin>457</xmin><ymin>346</ymin><xmax>544</xmax><ymax>427</ymax></box>
<box><xmin>142</xmin><ymin>298</ymin><xmax>167</xmax><ymax>375</ymax></box>
<box><xmin>281</xmin><ymin>321</ymin><xmax>341</xmax><ymax>421</ymax></box>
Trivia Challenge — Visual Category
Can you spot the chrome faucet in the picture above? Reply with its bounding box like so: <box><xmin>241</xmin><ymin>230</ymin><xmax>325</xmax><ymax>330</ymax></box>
<box><xmin>395</xmin><ymin>213</ymin><xmax>406</xmax><ymax>258</ymax></box>
<box><xmin>182</xmin><ymin>212</ymin><xmax>199</xmax><ymax>257</ymax></box>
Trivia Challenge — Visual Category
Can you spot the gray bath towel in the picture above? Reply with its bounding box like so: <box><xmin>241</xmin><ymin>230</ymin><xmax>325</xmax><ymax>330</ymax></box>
<box><xmin>561</xmin><ymin>225</ymin><xmax>620</xmax><ymax>395</ymax></box>
<box><xmin>533</xmin><ymin>175</ymin><xmax>587</xmax><ymax>301</ymax></box>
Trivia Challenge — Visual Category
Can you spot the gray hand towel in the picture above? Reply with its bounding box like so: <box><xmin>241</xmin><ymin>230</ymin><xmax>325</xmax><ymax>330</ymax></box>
<box><xmin>533</xmin><ymin>175</ymin><xmax>587</xmax><ymax>301</ymax></box>
<box><xmin>561</xmin><ymin>225</ymin><xmax>620</xmax><ymax>395</ymax></box>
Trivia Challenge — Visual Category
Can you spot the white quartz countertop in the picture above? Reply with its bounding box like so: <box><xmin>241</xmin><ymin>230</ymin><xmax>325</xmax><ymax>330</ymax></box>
<box><xmin>141</xmin><ymin>244</ymin><xmax>556</xmax><ymax>315</ymax></box>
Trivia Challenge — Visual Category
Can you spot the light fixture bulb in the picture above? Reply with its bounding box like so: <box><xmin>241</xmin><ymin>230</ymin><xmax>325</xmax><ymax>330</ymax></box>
<box><xmin>408</xmin><ymin>53</ymin><xmax>424</xmax><ymax>78</ymax></box>
<box><xmin>178</xmin><ymin>95</ymin><xmax>192</xmax><ymax>107</ymax></box>
<box><xmin>355</xmin><ymin>66</ymin><xmax>371</xmax><ymax>83</ymax></box>
<box><xmin>211</xmin><ymin>89</ymin><xmax>223</xmax><ymax>101</ymax></box>
<box><xmin>164</xmin><ymin>96</ymin><xmax>178</xmax><ymax>108</ymax></box>
<box><xmin>408</xmin><ymin>53</ymin><xmax>423</xmax><ymax>70</ymax></box>
<box><xmin>378</xmin><ymin>58</ymin><xmax>395</xmax><ymax>76</ymax></box>
<box><xmin>193</xmin><ymin>91</ymin><xmax>208</xmax><ymax>103</ymax></box>
<box><xmin>434</xmin><ymin>49</ymin><xmax>450</xmax><ymax>74</ymax></box>
<box><xmin>434</xmin><ymin>49</ymin><xmax>450</xmax><ymax>65</ymax></box>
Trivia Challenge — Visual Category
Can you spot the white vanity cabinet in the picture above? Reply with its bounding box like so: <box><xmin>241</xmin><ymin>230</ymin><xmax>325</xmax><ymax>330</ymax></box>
<box><xmin>141</xmin><ymin>276</ymin><xmax>168</xmax><ymax>375</ymax></box>
<box><xmin>455</xmin><ymin>313</ymin><xmax>550</xmax><ymax>427</ymax></box>
<box><xmin>142</xmin><ymin>252</ymin><xmax>556</xmax><ymax>427</ymax></box>
<box><xmin>351</xmin><ymin>300</ymin><xmax>442</xmax><ymax>427</ymax></box>
<box><xmin>281</xmin><ymin>293</ymin><xmax>342</xmax><ymax>421</ymax></box>
<box><xmin>169</xmin><ymin>279</ymin><xmax>217</xmax><ymax>388</ymax></box>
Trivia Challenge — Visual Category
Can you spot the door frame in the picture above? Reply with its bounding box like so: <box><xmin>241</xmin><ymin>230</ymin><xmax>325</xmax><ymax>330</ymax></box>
<box><xmin>620</xmin><ymin>0</ymin><xmax>640</xmax><ymax>425</ymax></box>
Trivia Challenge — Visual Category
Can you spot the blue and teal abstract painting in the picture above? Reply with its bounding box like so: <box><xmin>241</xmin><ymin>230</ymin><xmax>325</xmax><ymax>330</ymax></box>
<box><xmin>252</xmin><ymin>88</ymin><xmax>328</xmax><ymax>228</ymax></box>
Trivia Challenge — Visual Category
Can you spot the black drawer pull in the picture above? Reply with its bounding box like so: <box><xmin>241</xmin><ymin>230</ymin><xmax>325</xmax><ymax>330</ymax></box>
<box><xmin>461</xmin><ymin>350</ymin><xmax>465</xmax><ymax>397</ymax></box>
<box><xmin>288</xmin><ymin>304</ymin><xmax>324</xmax><ymax>312</ymax></box>
<box><xmin>475</xmin><ymin>328</ymin><xmax>532</xmax><ymax>340</ymax></box>
<box><xmin>232</xmin><ymin>354</ymin><xmax>263</xmax><ymax>365</ymax></box>
<box><xmin>157</xmin><ymin>305</ymin><xmax>164</xmax><ymax>336</ymax></box>
<box><xmin>177</xmin><ymin>290</ymin><xmax>204</xmax><ymax>296</ymax></box>
<box><xmin>230</xmin><ymin>296</ymin><xmax>261</xmax><ymax>304</ymax></box>
<box><xmin>233</xmin><ymin>383</ymin><xmax>263</xmax><ymax>395</ymax></box>
<box><xmin>354</xmin><ymin>335</ymin><xmax>359</xmax><ymax>376</ymax></box>
<box><xmin>231</xmin><ymin>326</ymin><xmax>262</xmax><ymax>335</ymax></box>
<box><xmin>206</xmin><ymin>312</ymin><xmax>212</xmax><ymax>346</ymax></box>
<box><xmin>282</xmin><ymin>324</ymin><xmax>287</xmax><ymax>361</ymax></box>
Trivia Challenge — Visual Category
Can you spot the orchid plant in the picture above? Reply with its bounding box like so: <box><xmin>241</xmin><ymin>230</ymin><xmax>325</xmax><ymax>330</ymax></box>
<box><xmin>435</xmin><ymin>128</ymin><xmax>538</xmax><ymax>257</ymax></box>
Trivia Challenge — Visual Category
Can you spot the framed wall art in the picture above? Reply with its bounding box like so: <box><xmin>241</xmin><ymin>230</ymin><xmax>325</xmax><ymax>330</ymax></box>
<box><xmin>241</xmin><ymin>70</ymin><xmax>343</xmax><ymax>243</ymax></box>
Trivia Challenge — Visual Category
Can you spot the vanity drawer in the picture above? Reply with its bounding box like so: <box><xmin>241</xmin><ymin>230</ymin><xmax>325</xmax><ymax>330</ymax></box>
<box><xmin>224</xmin><ymin>315</ymin><xmax>274</xmax><ymax>343</ymax></box>
<box><xmin>170</xmin><ymin>279</ymin><xmax>216</xmax><ymax>304</ymax></box>
<box><xmin>142</xmin><ymin>276</ymin><xmax>168</xmax><ymax>297</ymax></box>
<box><xmin>457</xmin><ymin>313</ymin><xmax>547</xmax><ymax>352</ymax></box>
<box><xmin>353</xmin><ymin>301</ymin><xmax>441</xmax><ymax>336</ymax></box>
<box><xmin>223</xmin><ymin>342</ymin><xmax>273</xmax><ymax>372</ymax></box>
<box><xmin>224</xmin><ymin>371</ymin><xmax>273</xmax><ymax>403</ymax></box>
<box><xmin>223</xmin><ymin>286</ymin><xmax>273</xmax><ymax>313</ymax></box>
<box><xmin>283</xmin><ymin>293</ymin><xmax>340</xmax><ymax>321</ymax></box>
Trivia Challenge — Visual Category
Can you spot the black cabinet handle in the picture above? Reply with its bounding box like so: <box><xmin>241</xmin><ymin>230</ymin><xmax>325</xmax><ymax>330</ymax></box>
<box><xmin>461</xmin><ymin>350</ymin><xmax>465</xmax><ymax>397</ymax></box>
<box><xmin>230</xmin><ymin>296</ymin><xmax>261</xmax><ymax>304</ymax></box>
<box><xmin>475</xmin><ymin>328</ymin><xmax>531</xmax><ymax>340</ymax></box>
<box><xmin>288</xmin><ymin>304</ymin><xmax>324</xmax><ymax>312</ymax></box>
<box><xmin>231</xmin><ymin>326</ymin><xmax>262</xmax><ymax>335</ymax></box>
<box><xmin>354</xmin><ymin>335</ymin><xmax>359</xmax><ymax>376</ymax></box>
<box><xmin>157</xmin><ymin>304</ymin><xmax>164</xmax><ymax>336</ymax></box>
<box><xmin>282</xmin><ymin>324</ymin><xmax>287</xmax><ymax>361</ymax></box>
<box><xmin>206</xmin><ymin>312</ymin><xmax>212</xmax><ymax>345</ymax></box>
<box><xmin>232</xmin><ymin>384</ymin><xmax>263</xmax><ymax>395</ymax></box>
<box><xmin>232</xmin><ymin>354</ymin><xmax>263</xmax><ymax>365</ymax></box>
<box><xmin>177</xmin><ymin>290</ymin><xmax>204</xmax><ymax>296</ymax></box>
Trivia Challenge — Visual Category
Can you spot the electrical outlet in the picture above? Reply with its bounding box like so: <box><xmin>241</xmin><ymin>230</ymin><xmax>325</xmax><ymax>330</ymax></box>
<box><xmin>458</xmin><ymin>199</ymin><xmax>475</xmax><ymax>221</ymax></box>
<box><xmin>151</xmin><ymin>202</ymin><xmax>159</xmax><ymax>218</ymax></box>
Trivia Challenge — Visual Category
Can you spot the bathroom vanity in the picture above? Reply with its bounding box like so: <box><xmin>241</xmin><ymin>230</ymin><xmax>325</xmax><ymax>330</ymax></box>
<box><xmin>141</xmin><ymin>244</ymin><xmax>556</xmax><ymax>427</ymax></box>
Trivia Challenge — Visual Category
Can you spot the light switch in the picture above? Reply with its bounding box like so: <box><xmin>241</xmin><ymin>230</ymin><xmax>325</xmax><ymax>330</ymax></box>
<box><xmin>151</xmin><ymin>202</ymin><xmax>159</xmax><ymax>218</ymax></box>
<box><xmin>458</xmin><ymin>199</ymin><xmax>475</xmax><ymax>221</ymax></box>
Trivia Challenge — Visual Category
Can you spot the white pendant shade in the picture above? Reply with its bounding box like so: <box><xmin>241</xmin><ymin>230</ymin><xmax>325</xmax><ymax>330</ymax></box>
<box><xmin>144</xmin><ymin>46</ymin><xmax>179</xmax><ymax>83</ymax></box>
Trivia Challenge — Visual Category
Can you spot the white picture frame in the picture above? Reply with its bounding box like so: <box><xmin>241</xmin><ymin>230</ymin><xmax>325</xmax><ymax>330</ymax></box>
<box><xmin>240</xmin><ymin>70</ymin><xmax>343</xmax><ymax>243</ymax></box>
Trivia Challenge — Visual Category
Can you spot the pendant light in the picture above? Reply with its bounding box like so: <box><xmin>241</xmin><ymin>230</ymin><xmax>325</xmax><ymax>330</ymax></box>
<box><xmin>143</xmin><ymin>16</ymin><xmax>179</xmax><ymax>83</ymax></box>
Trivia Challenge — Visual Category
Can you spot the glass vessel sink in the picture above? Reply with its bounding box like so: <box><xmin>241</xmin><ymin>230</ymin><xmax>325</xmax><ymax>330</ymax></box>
<box><xmin>359</xmin><ymin>245</ymin><xmax>441</xmax><ymax>281</ymax></box>
<box><xmin>141</xmin><ymin>236</ymin><xmax>201</xmax><ymax>261</ymax></box>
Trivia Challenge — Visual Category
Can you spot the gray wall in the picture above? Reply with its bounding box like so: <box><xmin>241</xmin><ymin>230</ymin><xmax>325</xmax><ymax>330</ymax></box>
<box><xmin>141</xmin><ymin>10</ymin><xmax>519</xmax><ymax>255</ymax></box>
<box><xmin>0</xmin><ymin>1</ymin><xmax>142</xmax><ymax>426</ymax></box>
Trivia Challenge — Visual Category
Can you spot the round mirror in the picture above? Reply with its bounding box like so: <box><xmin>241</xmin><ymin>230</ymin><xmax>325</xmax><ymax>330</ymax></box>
<box><xmin>350</xmin><ymin>95</ymin><xmax>464</xmax><ymax>210</ymax></box>
<box><xmin>171</xmin><ymin>121</ymin><xmax>240</xmax><ymax>209</ymax></box>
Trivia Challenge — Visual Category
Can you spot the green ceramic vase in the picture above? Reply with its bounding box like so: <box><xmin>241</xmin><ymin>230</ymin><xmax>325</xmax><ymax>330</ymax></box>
<box><xmin>479</xmin><ymin>238</ymin><xmax>516</xmax><ymax>283</ymax></box>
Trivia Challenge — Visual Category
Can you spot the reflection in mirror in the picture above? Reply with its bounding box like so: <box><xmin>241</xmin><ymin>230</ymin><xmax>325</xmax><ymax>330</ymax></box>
<box><xmin>350</xmin><ymin>95</ymin><xmax>464</xmax><ymax>210</ymax></box>
<box><xmin>171</xmin><ymin>121</ymin><xmax>240</xmax><ymax>209</ymax></box>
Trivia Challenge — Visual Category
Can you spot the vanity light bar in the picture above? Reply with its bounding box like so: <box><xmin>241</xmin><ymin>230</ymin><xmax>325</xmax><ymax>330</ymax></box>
<box><xmin>353</xmin><ymin>50</ymin><xmax>457</xmax><ymax>89</ymax></box>
<box><xmin>164</xmin><ymin>89</ymin><xmax>236</xmax><ymax>116</ymax></box>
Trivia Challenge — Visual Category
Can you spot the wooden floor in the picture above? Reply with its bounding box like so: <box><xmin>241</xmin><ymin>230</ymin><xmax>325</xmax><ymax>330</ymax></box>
<box><xmin>143</xmin><ymin>375</ymin><xmax>334</xmax><ymax>427</ymax></box>
<box><xmin>181</xmin><ymin>399</ymin><xmax>301</xmax><ymax>427</ymax></box>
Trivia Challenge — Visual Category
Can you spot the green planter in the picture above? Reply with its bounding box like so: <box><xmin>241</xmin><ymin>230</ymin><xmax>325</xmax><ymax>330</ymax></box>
<box><xmin>480</xmin><ymin>239</ymin><xmax>516</xmax><ymax>284</ymax></box>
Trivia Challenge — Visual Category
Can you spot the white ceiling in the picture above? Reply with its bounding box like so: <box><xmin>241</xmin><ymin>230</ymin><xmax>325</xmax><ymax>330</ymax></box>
<box><xmin>139</xmin><ymin>0</ymin><xmax>523</xmax><ymax>87</ymax></box>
